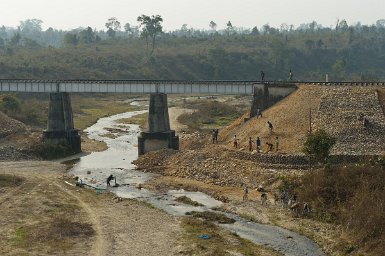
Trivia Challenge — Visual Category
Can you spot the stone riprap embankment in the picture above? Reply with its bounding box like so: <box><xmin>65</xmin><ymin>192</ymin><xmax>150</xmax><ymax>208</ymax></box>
<box><xmin>0</xmin><ymin>146</ymin><xmax>36</xmax><ymax>161</ymax></box>
<box><xmin>0</xmin><ymin>111</ymin><xmax>40</xmax><ymax>161</ymax></box>
<box><xmin>0</xmin><ymin>111</ymin><xmax>28</xmax><ymax>138</ymax></box>
<box><xmin>313</xmin><ymin>87</ymin><xmax>385</xmax><ymax>155</ymax></box>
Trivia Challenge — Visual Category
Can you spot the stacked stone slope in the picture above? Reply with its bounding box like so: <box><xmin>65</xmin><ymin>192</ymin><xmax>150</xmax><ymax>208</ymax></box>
<box><xmin>313</xmin><ymin>87</ymin><xmax>385</xmax><ymax>155</ymax></box>
<box><xmin>0</xmin><ymin>111</ymin><xmax>28</xmax><ymax>138</ymax></box>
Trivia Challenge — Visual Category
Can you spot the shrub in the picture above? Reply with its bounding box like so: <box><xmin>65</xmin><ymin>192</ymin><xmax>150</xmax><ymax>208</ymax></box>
<box><xmin>303</xmin><ymin>129</ymin><xmax>336</xmax><ymax>164</ymax></box>
<box><xmin>1</xmin><ymin>95</ymin><xmax>20</xmax><ymax>113</ymax></box>
<box><xmin>295</xmin><ymin>165</ymin><xmax>385</xmax><ymax>253</ymax></box>
<box><xmin>32</xmin><ymin>141</ymin><xmax>75</xmax><ymax>160</ymax></box>
<box><xmin>0</xmin><ymin>174</ymin><xmax>24</xmax><ymax>187</ymax></box>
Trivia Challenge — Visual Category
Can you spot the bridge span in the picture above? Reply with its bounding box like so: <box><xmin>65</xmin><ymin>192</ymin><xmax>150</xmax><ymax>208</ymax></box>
<box><xmin>1</xmin><ymin>79</ymin><xmax>382</xmax><ymax>155</ymax></box>
<box><xmin>0</xmin><ymin>79</ymin><xmax>261</xmax><ymax>94</ymax></box>
<box><xmin>0</xmin><ymin>79</ymin><xmax>384</xmax><ymax>94</ymax></box>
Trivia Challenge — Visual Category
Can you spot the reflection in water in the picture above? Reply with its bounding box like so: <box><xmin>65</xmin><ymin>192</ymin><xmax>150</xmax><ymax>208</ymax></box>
<box><xmin>68</xmin><ymin>110</ymin><xmax>325</xmax><ymax>256</ymax></box>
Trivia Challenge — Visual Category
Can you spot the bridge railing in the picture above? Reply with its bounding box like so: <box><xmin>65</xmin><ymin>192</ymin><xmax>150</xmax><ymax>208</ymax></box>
<box><xmin>0</xmin><ymin>79</ymin><xmax>278</xmax><ymax>94</ymax></box>
<box><xmin>2</xmin><ymin>79</ymin><xmax>382</xmax><ymax>94</ymax></box>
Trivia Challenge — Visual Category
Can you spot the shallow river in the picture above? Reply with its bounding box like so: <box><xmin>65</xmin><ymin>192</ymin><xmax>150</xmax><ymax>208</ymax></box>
<box><xmin>69</xmin><ymin>110</ymin><xmax>325</xmax><ymax>256</ymax></box>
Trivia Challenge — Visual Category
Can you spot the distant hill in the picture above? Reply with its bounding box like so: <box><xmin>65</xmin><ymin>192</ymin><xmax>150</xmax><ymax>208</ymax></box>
<box><xmin>1</xmin><ymin>28</ymin><xmax>385</xmax><ymax>81</ymax></box>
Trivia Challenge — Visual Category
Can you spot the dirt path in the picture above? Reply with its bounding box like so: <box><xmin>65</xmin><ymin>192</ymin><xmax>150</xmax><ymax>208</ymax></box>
<box><xmin>0</xmin><ymin>161</ymin><xmax>182</xmax><ymax>256</ymax></box>
<box><xmin>168</xmin><ymin>107</ymin><xmax>194</xmax><ymax>132</ymax></box>
<box><xmin>42</xmin><ymin>175</ymin><xmax>107</xmax><ymax>256</ymax></box>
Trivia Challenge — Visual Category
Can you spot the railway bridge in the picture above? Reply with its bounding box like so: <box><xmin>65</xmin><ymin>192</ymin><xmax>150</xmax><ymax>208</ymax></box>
<box><xmin>0</xmin><ymin>79</ymin><xmax>382</xmax><ymax>154</ymax></box>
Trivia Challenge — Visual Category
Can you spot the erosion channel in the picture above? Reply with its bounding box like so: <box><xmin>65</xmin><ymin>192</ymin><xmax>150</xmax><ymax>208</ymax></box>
<box><xmin>68</xmin><ymin>109</ymin><xmax>325</xmax><ymax>256</ymax></box>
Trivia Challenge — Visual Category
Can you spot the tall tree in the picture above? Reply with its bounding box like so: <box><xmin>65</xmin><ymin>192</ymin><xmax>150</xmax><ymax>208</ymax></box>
<box><xmin>10</xmin><ymin>33</ymin><xmax>21</xmax><ymax>47</ymax></box>
<box><xmin>137</xmin><ymin>14</ymin><xmax>163</xmax><ymax>57</ymax></box>
<box><xmin>105</xmin><ymin>17</ymin><xmax>121</xmax><ymax>39</ymax></box>
<box><xmin>64</xmin><ymin>33</ymin><xmax>78</xmax><ymax>46</ymax></box>
<box><xmin>78</xmin><ymin>27</ymin><xmax>99</xmax><ymax>44</ymax></box>
<box><xmin>19</xmin><ymin>19</ymin><xmax>43</xmax><ymax>33</ymax></box>
<box><xmin>124</xmin><ymin>22</ymin><xmax>133</xmax><ymax>37</ymax></box>
<box><xmin>209</xmin><ymin>21</ymin><xmax>217</xmax><ymax>31</ymax></box>
<box><xmin>226</xmin><ymin>21</ymin><xmax>233</xmax><ymax>36</ymax></box>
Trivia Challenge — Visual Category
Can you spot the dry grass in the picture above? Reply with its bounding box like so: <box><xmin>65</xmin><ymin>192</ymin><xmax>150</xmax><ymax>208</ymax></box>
<box><xmin>295</xmin><ymin>165</ymin><xmax>385</xmax><ymax>255</ymax></box>
<box><xmin>0</xmin><ymin>174</ymin><xmax>24</xmax><ymax>187</ymax></box>
<box><xmin>220</xmin><ymin>85</ymin><xmax>323</xmax><ymax>153</ymax></box>
<box><xmin>378</xmin><ymin>89</ymin><xmax>385</xmax><ymax>116</ymax></box>
<box><xmin>34</xmin><ymin>216</ymin><xmax>95</xmax><ymax>241</ymax></box>
<box><xmin>178</xmin><ymin>100</ymin><xmax>245</xmax><ymax>131</ymax></box>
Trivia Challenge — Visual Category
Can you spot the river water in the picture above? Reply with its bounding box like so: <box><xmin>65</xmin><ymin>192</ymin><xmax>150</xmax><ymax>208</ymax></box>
<box><xmin>69</xmin><ymin>110</ymin><xmax>325</xmax><ymax>256</ymax></box>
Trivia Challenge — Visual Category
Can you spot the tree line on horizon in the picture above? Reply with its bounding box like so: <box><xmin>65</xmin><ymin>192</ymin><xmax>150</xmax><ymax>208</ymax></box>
<box><xmin>1</xmin><ymin>16</ymin><xmax>385</xmax><ymax>81</ymax></box>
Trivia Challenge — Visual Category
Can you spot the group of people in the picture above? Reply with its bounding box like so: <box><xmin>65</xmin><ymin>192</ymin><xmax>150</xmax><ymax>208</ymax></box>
<box><xmin>233</xmin><ymin>130</ymin><xmax>279</xmax><ymax>153</ymax></box>
<box><xmin>242</xmin><ymin>186</ymin><xmax>310</xmax><ymax>216</ymax></box>
<box><xmin>246</xmin><ymin>136</ymin><xmax>279</xmax><ymax>153</ymax></box>
<box><xmin>259</xmin><ymin>69</ymin><xmax>294</xmax><ymax>81</ymax></box>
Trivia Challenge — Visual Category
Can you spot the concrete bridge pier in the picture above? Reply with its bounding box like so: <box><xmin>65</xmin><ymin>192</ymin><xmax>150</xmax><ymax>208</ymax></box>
<box><xmin>250</xmin><ymin>84</ymin><xmax>269</xmax><ymax>118</ymax></box>
<box><xmin>250</xmin><ymin>83</ymin><xmax>297</xmax><ymax>118</ymax></box>
<box><xmin>43</xmin><ymin>92</ymin><xmax>81</xmax><ymax>153</ymax></box>
<box><xmin>138</xmin><ymin>93</ymin><xmax>179</xmax><ymax>155</ymax></box>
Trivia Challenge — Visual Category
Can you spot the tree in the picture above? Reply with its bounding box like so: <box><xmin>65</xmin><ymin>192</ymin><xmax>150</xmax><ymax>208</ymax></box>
<box><xmin>10</xmin><ymin>33</ymin><xmax>21</xmax><ymax>47</ymax></box>
<box><xmin>251</xmin><ymin>26</ymin><xmax>259</xmax><ymax>35</ymax></box>
<box><xmin>332</xmin><ymin>59</ymin><xmax>346</xmax><ymax>79</ymax></box>
<box><xmin>124</xmin><ymin>22</ymin><xmax>132</xmax><ymax>35</ymax></box>
<box><xmin>376</xmin><ymin>19</ymin><xmax>385</xmax><ymax>28</ymax></box>
<box><xmin>137</xmin><ymin>14</ymin><xmax>163</xmax><ymax>57</ymax></box>
<box><xmin>19</xmin><ymin>19</ymin><xmax>43</xmax><ymax>33</ymax></box>
<box><xmin>209</xmin><ymin>21</ymin><xmax>217</xmax><ymax>31</ymax></box>
<box><xmin>1</xmin><ymin>95</ymin><xmax>20</xmax><ymax>113</ymax></box>
<box><xmin>303</xmin><ymin>129</ymin><xmax>336</xmax><ymax>164</ymax></box>
<box><xmin>78</xmin><ymin>27</ymin><xmax>99</xmax><ymax>44</ymax></box>
<box><xmin>262</xmin><ymin>24</ymin><xmax>278</xmax><ymax>35</ymax></box>
<box><xmin>105</xmin><ymin>17</ymin><xmax>121</xmax><ymax>39</ymax></box>
<box><xmin>337</xmin><ymin>19</ymin><xmax>349</xmax><ymax>32</ymax></box>
<box><xmin>280</xmin><ymin>23</ymin><xmax>289</xmax><ymax>33</ymax></box>
<box><xmin>64</xmin><ymin>33</ymin><xmax>78</xmax><ymax>46</ymax></box>
<box><xmin>226</xmin><ymin>21</ymin><xmax>233</xmax><ymax>36</ymax></box>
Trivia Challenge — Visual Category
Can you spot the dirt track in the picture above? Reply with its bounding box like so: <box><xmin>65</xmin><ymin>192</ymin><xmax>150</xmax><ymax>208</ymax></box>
<box><xmin>0</xmin><ymin>161</ymin><xmax>182</xmax><ymax>256</ymax></box>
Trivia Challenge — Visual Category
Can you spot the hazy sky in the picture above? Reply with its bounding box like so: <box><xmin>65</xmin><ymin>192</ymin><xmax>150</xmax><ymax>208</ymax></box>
<box><xmin>1</xmin><ymin>0</ymin><xmax>385</xmax><ymax>31</ymax></box>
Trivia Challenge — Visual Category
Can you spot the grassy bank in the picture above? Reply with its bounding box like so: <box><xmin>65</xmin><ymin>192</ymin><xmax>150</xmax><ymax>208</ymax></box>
<box><xmin>181</xmin><ymin>217</ymin><xmax>281</xmax><ymax>256</ymax></box>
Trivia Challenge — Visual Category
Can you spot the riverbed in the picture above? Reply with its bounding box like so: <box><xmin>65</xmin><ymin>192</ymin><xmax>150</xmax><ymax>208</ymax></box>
<box><xmin>69</xmin><ymin>110</ymin><xmax>325</xmax><ymax>256</ymax></box>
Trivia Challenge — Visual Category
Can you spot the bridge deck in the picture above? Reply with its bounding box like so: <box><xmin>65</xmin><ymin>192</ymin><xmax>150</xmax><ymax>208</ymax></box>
<box><xmin>0</xmin><ymin>79</ymin><xmax>383</xmax><ymax>94</ymax></box>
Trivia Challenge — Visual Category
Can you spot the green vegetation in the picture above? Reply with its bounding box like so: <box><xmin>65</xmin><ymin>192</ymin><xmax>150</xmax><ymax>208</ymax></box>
<box><xmin>1</xmin><ymin>95</ymin><xmax>20</xmax><ymax>113</ymax></box>
<box><xmin>178</xmin><ymin>100</ymin><xmax>245</xmax><ymax>131</ymax></box>
<box><xmin>0</xmin><ymin>93</ymin><xmax>138</xmax><ymax>129</ymax></box>
<box><xmin>2</xmin><ymin>18</ymin><xmax>385</xmax><ymax>81</ymax></box>
<box><xmin>117</xmin><ymin>112</ymin><xmax>148</xmax><ymax>129</ymax></box>
<box><xmin>71</xmin><ymin>94</ymin><xmax>137</xmax><ymax>130</ymax></box>
<box><xmin>0</xmin><ymin>174</ymin><xmax>24</xmax><ymax>187</ymax></box>
<box><xmin>181</xmin><ymin>217</ymin><xmax>281</xmax><ymax>256</ymax></box>
<box><xmin>303</xmin><ymin>129</ymin><xmax>336</xmax><ymax>164</ymax></box>
<box><xmin>175</xmin><ymin>196</ymin><xmax>204</xmax><ymax>207</ymax></box>
<box><xmin>12</xmin><ymin>227</ymin><xmax>27</xmax><ymax>247</ymax></box>
<box><xmin>0</xmin><ymin>94</ymin><xmax>47</xmax><ymax>126</ymax></box>
<box><xmin>11</xmin><ymin>217</ymin><xmax>94</xmax><ymax>252</ymax></box>
<box><xmin>186</xmin><ymin>211</ymin><xmax>235</xmax><ymax>224</ymax></box>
